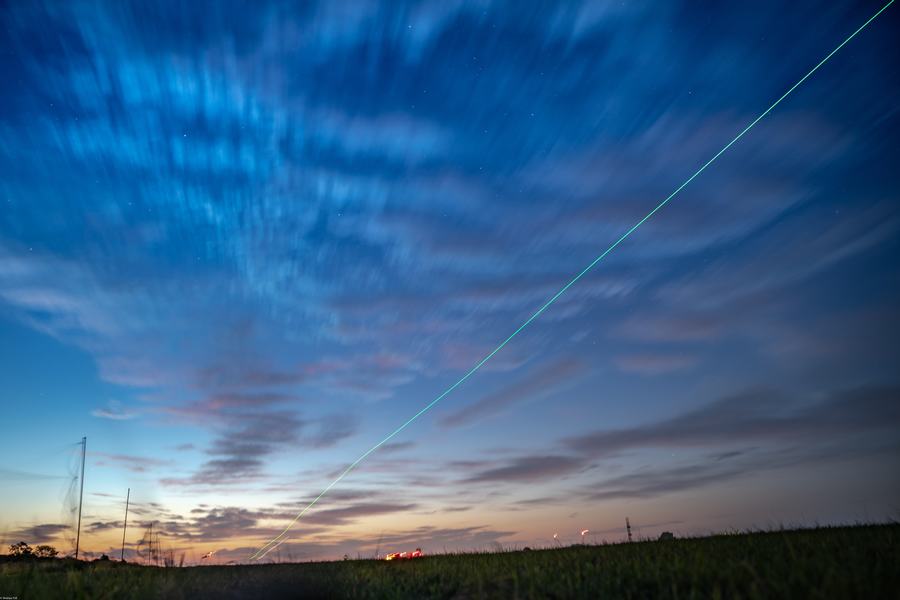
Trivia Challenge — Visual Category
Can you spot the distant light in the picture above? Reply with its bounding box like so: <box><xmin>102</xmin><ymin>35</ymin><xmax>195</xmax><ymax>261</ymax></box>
<box><xmin>385</xmin><ymin>548</ymin><xmax>423</xmax><ymax>561</ymax></box>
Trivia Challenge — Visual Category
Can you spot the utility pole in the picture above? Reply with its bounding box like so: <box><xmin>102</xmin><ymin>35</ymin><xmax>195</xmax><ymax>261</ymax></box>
<box><xmin>148</xmin><ymin>522</ymin><xmax>153</xmax><ymax>566</ymax></box>
<box><xmin>626</xmin><ymin>517</ymin><xmax>633</xmax><ymax>542</ymax></box>
<box><xmin>120</xmin><ymin>488</ymin><xmax>130</xmax><ymax>561</ymax></box>
<box><xmin>75</xmin><ymin>436</ymin><xmax>86</xmax><ymax>560</ymax></box>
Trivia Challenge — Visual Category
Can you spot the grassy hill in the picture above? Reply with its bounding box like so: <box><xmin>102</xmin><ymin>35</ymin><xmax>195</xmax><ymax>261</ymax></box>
<box><xmin>2</xmin><ymin>524</ymin><xmax>898</xmax><ymax>599</ymax></box>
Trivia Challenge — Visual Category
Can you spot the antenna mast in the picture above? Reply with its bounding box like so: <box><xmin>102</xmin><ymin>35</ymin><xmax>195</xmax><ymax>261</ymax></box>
<box><xmin>121</xmin><ymin>487</ymin><xmax>130</xmax><ymax>561</ymax></box>
<box><xmin>626</xmin><ymin>517</ymin><xmax>633</xmax><ymax>542</ymax></box>
<box><xmin>75</xmin><ymin>436</ymin><xmax>86</xmax><ymax>559</ymax></box>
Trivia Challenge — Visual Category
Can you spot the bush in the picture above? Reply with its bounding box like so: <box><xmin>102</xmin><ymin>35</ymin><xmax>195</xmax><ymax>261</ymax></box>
<box><xmin>34</xmin><ymin>545</ymin><xmax>59</xmax><ymax>558</ymax></box>
<box><xmin>7</xmin><ymin>542</ymin><xmax>33</xmax><ymax>557</ymax></box>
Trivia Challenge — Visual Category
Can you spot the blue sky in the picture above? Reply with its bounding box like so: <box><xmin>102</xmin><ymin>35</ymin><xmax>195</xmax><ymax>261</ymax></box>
<box><xmin>1</xmin><ymin>0</ymin><xmax>898</xmax><ymax>562</ymax></box>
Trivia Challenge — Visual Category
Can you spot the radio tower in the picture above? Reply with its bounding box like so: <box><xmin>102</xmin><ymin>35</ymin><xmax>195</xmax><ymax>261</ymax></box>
<box><xmin>121</xmin><ymin>488</ymin><xmax>130</xmax><ymax>561</ymax></box>
<box><xmin>626</xmin><ymin>517</ymin><xmax>633</xmax><ymax>543</ymax></box>
<box><xmin>75</xmin><ymin>436</ymin><xmax>86</xmax><ymax>559</ymax></box>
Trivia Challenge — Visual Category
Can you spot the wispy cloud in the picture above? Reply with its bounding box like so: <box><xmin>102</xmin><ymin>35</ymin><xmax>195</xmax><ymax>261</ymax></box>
<box><xmin>162</xmin><ymin>411</ymin><xmax>304</xmax><ymax>486</ymax></box>
<box><xmin>0</xmin><ymin>468</ymin><xmax>68</xmax><ymax>481</ymax></box>
<box><xmin>161</xmin><ymin>407</ymin><xmax>357</xmax><ymax>486</ymax></box>
<box><xmin>440</xmin><ymin>358</ymin><xmax>587</xmax><ymax>428</ymax></box>
<box><xmin>613</xmin><ymin>353</ymin><xmax>697</xmax><ymax>375</ymax></box>
<box><xmin>463</xmin><ymin>455</ymin><xmax>588</xmax><ymax>484</ymax></box>
<box><xmin>582</xmin><ymin>437</ymin><xmax>900</xmax><ymax>502</ymax></box>
<box><xmin>91</xmin><ymin>400</ymin><xmax>139</xmax><ymax>420</ymax></box>
<box><xmin>93</xmin><ymin>453</ymin><xmax>174</xmax><ymax>473</ymax></box>
<box><xmin>565</xmin><ymin>385</ymin><xmax>900</xmax><ymax>458</ymax></box>
<box><xmin>5</xmin><ymin>523</ymin><xmax>69</xmax><ymax>544</ymax></box>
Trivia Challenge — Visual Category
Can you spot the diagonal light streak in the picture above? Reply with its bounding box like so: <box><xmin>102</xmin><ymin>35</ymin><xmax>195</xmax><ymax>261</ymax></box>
<box><xmin>249</xmin><ymin>0</ymin><xmax>893</xmax><ymax>561</ymax></box>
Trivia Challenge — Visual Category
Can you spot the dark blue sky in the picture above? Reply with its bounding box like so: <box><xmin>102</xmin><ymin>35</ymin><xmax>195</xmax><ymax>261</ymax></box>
<box><xmin>1</xmin><ymin>1</ymin><xmax>898</xmax><ymax>561</ymax></box>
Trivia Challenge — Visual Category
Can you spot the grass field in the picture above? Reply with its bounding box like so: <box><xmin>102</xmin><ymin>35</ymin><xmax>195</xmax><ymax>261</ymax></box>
<box><xmin>2</xmin><ymin>524</ymin><xmax>898</xmax><ymax>599</ymax></box>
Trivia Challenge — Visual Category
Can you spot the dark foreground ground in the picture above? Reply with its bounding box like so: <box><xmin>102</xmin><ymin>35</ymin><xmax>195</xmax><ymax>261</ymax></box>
<box><xmin>2</xmin><ymin>524</ymin><xmax>898</xmax><ymax>599</ymax></box>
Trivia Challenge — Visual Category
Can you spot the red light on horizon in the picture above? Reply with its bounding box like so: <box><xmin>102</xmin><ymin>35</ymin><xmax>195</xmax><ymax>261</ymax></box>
<box><xmin>385</xmin><ymin>548</ymin><xmax>423</xmax><ymax>561</ymax></box>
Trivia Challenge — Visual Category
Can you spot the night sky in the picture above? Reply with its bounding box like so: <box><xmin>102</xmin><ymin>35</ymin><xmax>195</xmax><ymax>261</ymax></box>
<box><xmin>1</xmin><ymin>1</ymin><xmax>898</xmax><ymax>562</ymax></box>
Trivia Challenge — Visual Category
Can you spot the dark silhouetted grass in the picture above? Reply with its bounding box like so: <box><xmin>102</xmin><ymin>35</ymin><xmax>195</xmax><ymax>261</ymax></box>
<box><xmin>2</xmin><ymin>524</ymin><xmax>898</xmax><ymax>599</ymax></box>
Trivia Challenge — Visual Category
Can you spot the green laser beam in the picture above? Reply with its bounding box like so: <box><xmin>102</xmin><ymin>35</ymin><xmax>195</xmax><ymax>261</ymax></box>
<box><xmin>249</xmin><ymin>0</ymin><xmax>894</xmax><ymax>561</ymax></box>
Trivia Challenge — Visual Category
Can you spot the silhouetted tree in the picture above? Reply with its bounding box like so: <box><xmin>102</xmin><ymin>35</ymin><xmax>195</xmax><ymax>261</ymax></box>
<box><xmin>33</xmin><ymin>544</ymin><xmax>59</xmax><ymax>558</ymax></box>
<box><xmin>8</xmin><ymin>542</ymin><xmax>33</xmax><ymax>557</ymax></box>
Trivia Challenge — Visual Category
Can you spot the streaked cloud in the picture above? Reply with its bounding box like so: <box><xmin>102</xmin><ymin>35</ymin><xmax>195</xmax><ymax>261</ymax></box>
<box><xmin>565</xmin><ymin>386</ymin><xmax>900</xmax><ymax>458</ymax></box>
<box><xmin>463</xmin><ymin>455</ymin><xmax>588</xmax><ymax>484</ymax></box>
<box><xmin>612</xmin><ymin>353</ymin><xmax>697</xmax><ymax>376</ymax></box>
<box><xmin>440</xmin><ymin>358</ymin><xmax>587</xmax><ymax>428</ymax></box>
<box><xmin>91</xmin><ymin>400</ymin><xmax>139</xmax><ymax>420</ymax></box>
